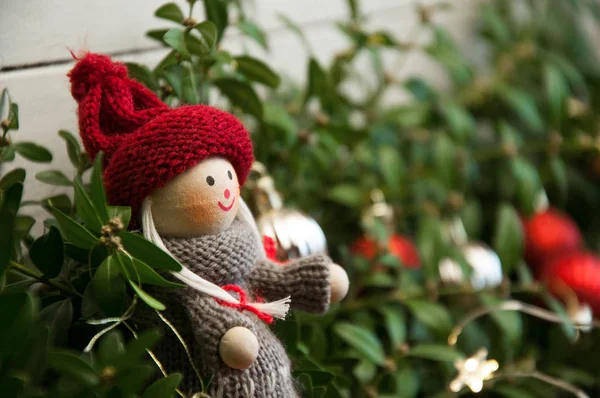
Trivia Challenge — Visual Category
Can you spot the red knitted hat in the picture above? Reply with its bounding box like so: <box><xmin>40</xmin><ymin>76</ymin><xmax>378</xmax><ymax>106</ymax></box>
<box><xmin>68</xmin><ymin>53</ymin><xmax>254</xmax><ymax>219</ymax></box>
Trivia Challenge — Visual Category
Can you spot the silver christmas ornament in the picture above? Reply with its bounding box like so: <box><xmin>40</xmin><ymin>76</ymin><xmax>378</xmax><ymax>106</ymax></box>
<box><xmin>439</xmin><ymin>244</ymin><xmax>503</xmax><ymax>290</ymax></box>
<box><xmin>438</xmin><ymin>217</ymin><xmax>503</xmax><ymax>289</ymax></box>
<box><xmin>249</xmin><ymin>162</ymin><xmax>327</xmax><ymax>261</ymax></box>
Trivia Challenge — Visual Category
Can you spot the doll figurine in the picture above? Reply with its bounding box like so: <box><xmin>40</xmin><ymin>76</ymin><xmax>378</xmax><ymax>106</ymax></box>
<box><xmin>69</xmin><ymin>53</ymin><xmax>349</xmax><ymax>398</ymax></box>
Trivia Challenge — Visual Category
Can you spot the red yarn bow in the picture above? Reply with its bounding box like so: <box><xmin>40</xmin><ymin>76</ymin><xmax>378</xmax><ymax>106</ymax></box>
<box><xmin>217</xmin><ymin>285</ymin><xmax>273</xmax><ymax>324</ymax></box>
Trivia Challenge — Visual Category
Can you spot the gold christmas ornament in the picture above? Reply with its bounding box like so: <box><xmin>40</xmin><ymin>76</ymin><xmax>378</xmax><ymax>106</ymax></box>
<box><xmin>438</xmin><ymin>217</ymin><xmax>503</xmax><ymax>289</ymax></box>
<box><xmin>249</xmin><ymin>162</ymin><xmax>327</xmax><ymax>261</ymax></box>
<box><xmin>449</xmin><ymin>348</ymin><xmax>499</xmax><ymax>393</ymax></box>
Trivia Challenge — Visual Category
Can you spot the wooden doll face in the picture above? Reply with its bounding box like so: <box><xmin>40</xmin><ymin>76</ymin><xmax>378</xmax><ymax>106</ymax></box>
<box><xmin>150</xmin><ymin>157</ymin><xmax>240</xmax><ymax>237</ymax></box>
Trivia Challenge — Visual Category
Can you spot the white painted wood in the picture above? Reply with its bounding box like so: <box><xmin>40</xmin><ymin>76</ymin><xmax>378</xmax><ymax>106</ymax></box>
<box><xmin>1</xmin><ymin>0</ymin><xmax>409</xmax><ymax>68</ymax></box>
<box><xmin>0</xmin><ymin>1</ymin><xmax>478</xmax><ymax>231</ymax></box>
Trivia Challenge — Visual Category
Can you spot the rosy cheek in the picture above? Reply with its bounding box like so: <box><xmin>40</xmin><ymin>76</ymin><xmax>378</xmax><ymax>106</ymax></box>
<box><xmin>182</xmin><ymin>191</ymin><xmax>219</xmax><ymax>223</ymax></box>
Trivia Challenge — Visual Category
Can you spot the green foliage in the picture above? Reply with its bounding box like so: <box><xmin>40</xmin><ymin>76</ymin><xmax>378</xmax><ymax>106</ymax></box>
<box><xmin>0</xmin><ymin>93</ymin><xmax>183</xmax><ymax>396</ymax></box>
<box><xmin>3</xmin><ymin>0</ymin><xmax>600</xmax><ymax>396</ymax></box>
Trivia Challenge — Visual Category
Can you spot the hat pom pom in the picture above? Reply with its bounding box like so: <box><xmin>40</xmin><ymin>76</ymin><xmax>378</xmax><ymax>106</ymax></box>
<box><xmin>69</xmin><ymin>52</ymin><xmax>128</xmax><ymax>101</ymax></box>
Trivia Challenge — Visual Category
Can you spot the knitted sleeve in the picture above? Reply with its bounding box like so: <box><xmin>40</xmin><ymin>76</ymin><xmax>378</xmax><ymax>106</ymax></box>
<box><xmin>181</xmin><ymin>289</ymin><xmax>256</xmax><ymax>372</ymax></box>
<box><xmin>247</xmin><ymin>255</ymin><xmax>331</xmax><ymax>314</ymax></box>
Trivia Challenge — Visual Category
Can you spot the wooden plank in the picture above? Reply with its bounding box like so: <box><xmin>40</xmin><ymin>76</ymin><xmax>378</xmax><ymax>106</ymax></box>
<box><xmin>1</xmin><ymin>0</ymin><xmax>408</xmax><ymax>68</ymax></box>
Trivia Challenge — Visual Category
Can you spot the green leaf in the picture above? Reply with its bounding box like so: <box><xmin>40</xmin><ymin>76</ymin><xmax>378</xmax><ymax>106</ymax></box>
<box><xmin>263</xmin><ymin>103</ymin><xmax>298</xmax><ymax>140</ymax></box>
<box><xmin>492</xmin><ymin>203</ymin><xmax>523</xmax><ymax>274</ymax></box>
<box><xmin>0</xmin><ymin>168</ymin><xmax>25</xmax><ymax>191</ymax></box>
<box><xmin>129</xmin><ymin>281</ymin><xmax>166</xmax><ymax>310</ymax></box>
<box><xmin>404</xmin><ymin>78</ymin><xmax>435</xmax><ymax>102</ymax></box>
<box><xmin>0</xmin><ymin>146</ymin><xmax>16</xmax><ymax>162</ymax></box>
<box><xmin>117</xmin><ymin>365</ymin><xmax>155</xmax><ymax>395</ymax></box>
<box><xmin>92</xmin><ymin>255</ymin><xmax>126</xmax><ymax>316</ymax></box>
<box><xmin>496</xmin><ymin>85</ymin><xmax>543</xmax><ymax>133</ymax></box>
<box><xmin>333</xmin><ymin>322</ymin><xmax>385</xmax><ymax>365</ymax></box>
<box><xmin>154</xmin><ymin>2</ymin><xmax>184</xmax><ymax>23</ymax></box>
<box><xmin>394</xmin><ymin>361</ymin><xmax>419</xmax><ymax>397</ymax></box>
<box><xmin>107</xmin><ymin>206</ymin><xmax>132</xmax><ymax>229</ymax></box>
<box><xmin>50</xmin><ymin>206</ymin><xmax>98</xmax><ymax>249</ymax></box>
<box><xmin>35</xmin><ymin>169</ymin><xmax>72</xmax><ymax>186</ymax></box>
<box><xmin>30</xmin><ymin>226</ymin><xmax>64</xmax><ymax>279</ymax></box>
<box><xmin>98</xmin><ymin>330</ymin><xmax>126</xmax><ymax>366</ymax></box>
<box><xmin>42</xmin><ymin>194</ymin><xmax>72</xmax><ymax>215</ymax></box>
<box><xmin>214</xmin><ymin>78</ymin><xmax>263</xmax><ymax>118</ymax></box>
<box><xmin>327</xmin><ymin>184</ymin><xmax>363</xmax><ymax>207</ymax></box>
<box><xmin>494</xmin><ymin>385</ymin><xmax>536</xmax><ymax>398</ymax></box>
<box><xmin>192</xmin><ymin>21</ymin><xmax>218</xmax><ymax>55</ymax></box>
<box><xmin>378</xmin><ymin>147</ymin><xmax>405</xmax><ymax>196</ymax></box>
<box><xmin>438</xmin><ymin>98</ymin><xmax>475</xmax><ymax>141</ymax></box>
<box><xmin>74</xmin><ymin>177</ymin><xmax>104</xmax><ymax>233</ymax></box>
<box><xmin>409</xmin><ymin>344</ymin><xmax>463</xmax><ymax>362</ymax></box>
<box><xmin>0</xmin><ymin>89</ymin><xmax>8</xmax><ymax>121</ymax></box>
<box><xmin>125</xmin><ymin>63</ymin><xmax>160</xmax><ymax>92</ymax></box>
<box><xmin>47</xmin><ymin>350</ymin><xmax>99</xmax><ymax>386</ymax></box>
<box><xmin>181</xmin><ymin>63</ymin><xmax>199</xmax><ymax>104</ymax></box>
<box><xmin>203</xmin><ymin>0</ymin><xmax>228</xmax><ymax>41</ymax></box>
<box><xmin>542</xmin><ymin>293</ymin><xmax>576</xmax><ymax>340</ymax></box>
<box><xmin>58</xmin><ymin>130</ymin><xmax>82</xmax><ymax>168</ymax></box>
<box><xmin>0</xmin><ymin>293</ymin><xmax>38</xmax><ymax>355</ymax></box>
<box><xmin>90</xmin><ymin>153</ymin><xmax>109</xmax><ymax>222</ymax></box>
<box><xmin>39</xmin><ymin>299</ymin><xmax>73</xmax><ymax>346</ymax></box>
<box><xmin>379</xmin><ymin>307</ymin><xmax>406</xmax><ymax>347</ymax></box>
<box><xmin>117</xmin><ymin>330</ymin><xmax>162</xmax><ymax>370</ymax></box>
<box><xmin>163</xmin><ymin>29</ymin><xmax>189</xmax><ymax>57</ymax></box>
<box><xmin>481</xmin><ymin>5</ymin><xmax>510</xmax><ymax>44</ymax></box>
<box><xmin>542</xmin><ymin>52</ymin><xmax>586</xmax><ymax>90</ymax></box>
<box><xmin>0</xmin><ymin>183</ymin><xmax>22</xmax><ymax>276</ymax></box>
<box><xmin>234</xmin><ymin>55</ymin><xmax>281</xmax><ymax>88</ymax></box>
<box><xmin>8</xmin><ymin>103</ymin><xmax>19</xmax><ymax>130</ymax></box>
<box><xmin>143</xmin><ymin>373</ymin><xmax>183</xmax><ymax>398</ymax></box>
<box><xmin>405</xmin><ymin>300</ymin><xmax>453</xmax><ymax>335</ymax></box>
<box><xmin>480</xmin><ymin>294</ymin><xmax>521</xmax><ymax>348</ymax></box>
<box><xmin>510</xmin><ymin>157</ymin><xmax>541</xmax><ymax>216</ymax></box>
<box><xmin>117</xmin><ymin>252</ymin><xmax>184</xmax><ymax>288</ymax></box>
<box><xmin>544</xmin><ymin>63</ymin><xmax>569</xmax><ymax>126</ymax></box>
<box><xmin>346</xmin><ymin>0</ymin><xmax>360</xmax><ymax>21</ymax></box>
<box><xmin>147</xmin><ymin>28</ymin><xmax>169</xmax><ymax>43</ymax></box>
<box><xmin>13</xmin><ymin>142</ymin><xmax>52</xmax><ymax>162</ymax></box>
<box><xmin>461</xmin><ymin>199</ymin><xmax>482</xmax><ymax>239</ymax></box>
<box><xmin>163</xmin><ymin>64</ymin><xmax>184</xmax><ymax>99</ymax></box>
<box><xmin>306</xmin><ymin>58</ymin><xmax>331</xmax><ymax>108</ymax></box>
<box><xmin>155</xmin><ymin>50</ymin><xmax>179</xmax><ymax>72</ymax></box>
<box><xmin>120</xmin><ymin>231</ymin><xmax>182</xmax><ymax>271</ymax></box>
<box><xmin>15</xmin><ymin>215</ymin><xmax>35</xmax><ymax>236</ymax></box>
<box><xmin>433</xmin><ymin>134</ymin><xmax>456</xmax><ymax>186</ymax></box>
<box><xmin>237</xmin><ymin>21</ymin><xmax>268</xmax><ymax>50</ymax></box>
<box><xmin>416</xmin><ymin>216</ymin><xmax>443</xmax><ymax>280</ymax></box>
<box><xmin>549</xmin><ymin>156</ymin><xmax>568</xmax><ymax>200</ymax></box>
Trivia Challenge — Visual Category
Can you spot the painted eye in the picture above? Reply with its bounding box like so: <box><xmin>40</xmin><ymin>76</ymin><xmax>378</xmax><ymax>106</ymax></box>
<box><xmin>206</xmin><ymin>176</ymin><xmax>215</xmax><ymax>186</ymax></box>
<box><xmin>227</xmin><ymin>170</ymin><xmax>233</xmax><ymax>180</ymax></box>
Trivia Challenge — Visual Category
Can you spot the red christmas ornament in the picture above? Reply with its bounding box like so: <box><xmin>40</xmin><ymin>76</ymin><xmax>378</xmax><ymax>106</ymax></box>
<box><xmin>542</xmin><ymin>251</ymin><xmax>600</xmax><ymax>314</ymax></box>
<box><xmin>351</xmin><ymin>234</ymin><xmax>420</xmax><ymax>269</ymax></box>
<box><xmin>522</xmin><ymin>208</ymin><xmax>583</xmax><ymax>269</ymax></box>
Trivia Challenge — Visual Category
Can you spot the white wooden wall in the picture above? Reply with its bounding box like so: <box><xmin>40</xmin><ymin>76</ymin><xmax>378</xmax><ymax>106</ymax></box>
<box><xmin>0</xmin><ymin>0</ymin><xmax>478</xmax><ymax>226</ymax></box>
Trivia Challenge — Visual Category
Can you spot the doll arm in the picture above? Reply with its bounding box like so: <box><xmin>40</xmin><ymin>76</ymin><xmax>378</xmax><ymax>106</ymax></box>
<box><xmin>248</xmin><ymin>255</ymin><xmax>348</xmax><ymax>314</ymax></box>
<box><xmin>182</xmin><ymin>291</ymin><xmax>258</xmax><ymax>370</ymax></box>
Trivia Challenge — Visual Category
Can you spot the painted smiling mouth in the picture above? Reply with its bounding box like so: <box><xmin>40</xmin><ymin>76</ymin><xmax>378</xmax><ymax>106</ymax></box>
<box><xmin>218</xmin><ymin>196</ymin><xmax>236</xmax><ymax>212</ymax></box>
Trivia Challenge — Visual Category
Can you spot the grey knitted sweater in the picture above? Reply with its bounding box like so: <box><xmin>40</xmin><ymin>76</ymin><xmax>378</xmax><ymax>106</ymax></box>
<box><xmin>137</xmin><ymin>219</ymin><xmax>332</xmax><ymax>397</ymax></box>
